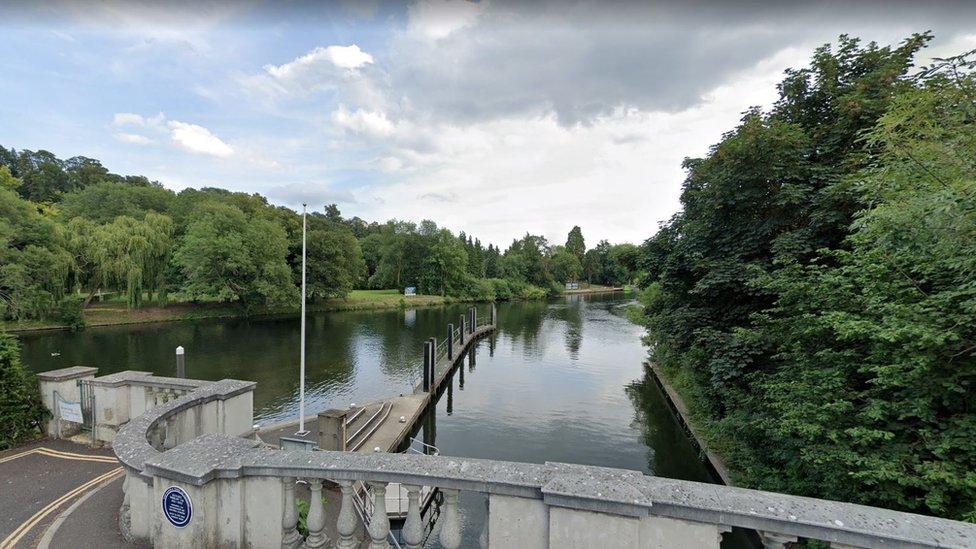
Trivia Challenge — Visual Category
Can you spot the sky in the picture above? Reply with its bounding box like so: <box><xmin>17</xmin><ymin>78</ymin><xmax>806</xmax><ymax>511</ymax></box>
<box><xmin>1</xmin><ymin>1</ymin><xmax>975</xmax><ymax>248</ymax></box>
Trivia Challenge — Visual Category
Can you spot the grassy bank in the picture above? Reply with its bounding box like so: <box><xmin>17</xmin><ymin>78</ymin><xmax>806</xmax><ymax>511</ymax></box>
<box><xmin>0</xmin><ymin>289</ymin><xmax>453</xmax><ymax>333</ymax></box>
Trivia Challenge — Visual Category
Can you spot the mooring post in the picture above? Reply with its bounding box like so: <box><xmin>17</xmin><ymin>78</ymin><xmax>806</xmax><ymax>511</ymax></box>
<box><xmin>422</xmin><ymin>341</ymin><xmax>431</xmax><ymax>392</ymax></box>
<box><xmin>473</xmin><ymin>308</ymin><xmax>478</xmax><ymax>330</ymax></box>
<box><xmin>175</xmin><ymin>346</ymin><xmax>185</xmax><ymax>378</ymax></box>
<box><xmin>459</xmin><ymin>315</ymin><xmax>466</xmax><ymax>345</ymax></box>
<box><xmin>428</xmin><ymin>337</ymin><xmax>437</xmax><ymax>386</ymax></box>
<box><xmin>490</xmin><ymin>303</ymin><xmax>496</xmax><ymax>325</ymax></box>
<box><xmin>447</xmin><ymin>324</ymin><xmax>454</xmax><ymax>360</ymax></box>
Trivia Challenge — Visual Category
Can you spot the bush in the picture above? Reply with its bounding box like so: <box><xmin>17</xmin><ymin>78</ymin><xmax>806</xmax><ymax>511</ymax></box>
<box><xmin>0</xmin><ymin>332</ymin><xmax>49</xmax><ymax>449</ymax></box>
<box><xmin>56</xmin><ymin>298</ymin><xmax>85</xmax><ymax>330</ymax></box>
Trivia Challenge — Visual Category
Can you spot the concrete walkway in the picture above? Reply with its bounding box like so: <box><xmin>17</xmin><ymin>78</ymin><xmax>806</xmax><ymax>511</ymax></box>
<box><xmin>0</xmin><ymin>438</ymin><xmax>138</xmax><ymax>549</ymax></box>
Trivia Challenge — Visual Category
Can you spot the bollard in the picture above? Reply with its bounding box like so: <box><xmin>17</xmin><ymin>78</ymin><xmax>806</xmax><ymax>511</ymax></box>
<box><xmin>175</xmin><ymin>346</ymin><xmax>185</xmax><ymax>378</ymax></box>
<box><xmin>422</xmin><ymin>342</ymin><xmax>431</xmax><ymax>392</ymax></box>
<box><xmin>473</xmin><ymin>308</ymin><xmax>478</xmax><ymax>330</ymax></box>
<box><xmin>459</xmin><ymin>315</ymin><xmax>466</xmax><ymax>344</ymax></box>
<box><xmin>490</xmin><ymin>304</ymin><xmax>496</xmax><ymax>325</ymax></box>
<box><xmin>447</xmin><ymin>324</ymin><xmax>454</xmax><ymax>360</ymax></box>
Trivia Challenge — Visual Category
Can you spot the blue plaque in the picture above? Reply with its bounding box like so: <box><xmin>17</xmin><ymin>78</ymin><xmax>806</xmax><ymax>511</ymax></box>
<box><xmin>162</xmin><ymin>486</ymin><xmax>192</xmax><ymax>528</ymax></box>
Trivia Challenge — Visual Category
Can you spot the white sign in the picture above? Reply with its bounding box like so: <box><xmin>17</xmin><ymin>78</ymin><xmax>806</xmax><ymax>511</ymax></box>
<box><xmin>404</xmin><ymin>286</ymin><xmax>417</xmax><ymax>296</ymax></box>
<box><xmin>58</xmin><ymin>396</ymin><xmax>84</xmax><ymax>423</ymax></box>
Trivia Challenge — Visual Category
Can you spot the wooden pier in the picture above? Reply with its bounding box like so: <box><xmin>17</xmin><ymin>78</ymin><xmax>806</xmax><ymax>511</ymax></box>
<box><xmin>258</xmin><ymin>309</ymin><xmax>495</xmax><ymax>454</ymax></box>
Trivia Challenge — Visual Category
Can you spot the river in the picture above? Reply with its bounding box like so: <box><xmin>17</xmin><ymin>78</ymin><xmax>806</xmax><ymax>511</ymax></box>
<box><xmin>20</xmin><ymin>293</ymin><xmax>737</xmax><ymax>546</ymax></box>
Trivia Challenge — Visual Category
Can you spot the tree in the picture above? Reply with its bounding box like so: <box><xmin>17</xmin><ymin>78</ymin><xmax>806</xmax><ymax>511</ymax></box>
<box><xmin>549</xmin><ymin>247</ymin><xmax>582</xmax><ymax>283</ymax></box>
<box><xmin>566</xmin><ymin>226</ymin><xmax>585</xmax><ymax>262</ymax></box>
<box><xmin>636</xmin><ymin>34</ymin><xmax>976</xmax><ymax>520</ymax></box>
<box><xmin>305</xmin><ymin>228</ymin><xmax>365</xmax><ymax>300</ymax></box>
<box><xmin>60</xmin><ymin>182</ymin><xmax>175</xmax><ymax>224</ymax></box>
<box><xmin>418</xmin><ymin>229</ymin><xmax>468</xmax><ymax>296</ymax></box>
<box><xmin>0</xmin><ymin>332</ymin><xmax>49</xmax><ymax>449</ymax></box>
<box><xmin>174</xmin><ymin>203</ymin><xmax>295</xmax><ymax>312</ymax></box>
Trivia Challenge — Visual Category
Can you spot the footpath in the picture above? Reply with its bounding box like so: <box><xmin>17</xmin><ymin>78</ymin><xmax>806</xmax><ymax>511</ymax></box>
<box><xmin>0</xmin><ymin>438</ymin><xmax>142</xmax><ymax>549</ymax></box>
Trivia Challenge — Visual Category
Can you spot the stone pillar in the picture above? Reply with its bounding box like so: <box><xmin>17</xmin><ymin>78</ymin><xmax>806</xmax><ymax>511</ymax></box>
<box><xmin>37</xmin><ymin>366</ymin><xmax>97</xmax><ymax>438</ymax></box>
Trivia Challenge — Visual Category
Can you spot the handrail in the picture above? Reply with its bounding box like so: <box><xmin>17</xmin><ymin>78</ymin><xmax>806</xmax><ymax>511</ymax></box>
<box><xmin>133</xmin><ymin>432</ymin><xmax>976</xmax><ymax>549</ymax></box>
<box><xmin>347</xmin><ymin>401</ymin><xmax>392</xmax><ymax>451</ymax></box>
<box><xmin>408</xmin><ymin>436</ymin><xmax>440</xmax><ymax>455</ymax></box>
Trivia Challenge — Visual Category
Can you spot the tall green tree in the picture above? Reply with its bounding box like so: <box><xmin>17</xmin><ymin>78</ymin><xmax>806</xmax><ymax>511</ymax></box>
<box><xmin>174</xmin><ymin>203</ymin><xmax>295</xmax><ymax>312</ymax></box>
<box><xmin>566</xmin><ymin>225</ymin><xmax>586</xmax><ymax>262</ymax></box>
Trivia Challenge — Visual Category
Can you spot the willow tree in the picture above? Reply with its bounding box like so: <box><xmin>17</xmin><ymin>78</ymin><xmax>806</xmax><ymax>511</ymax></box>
<box><xmin>92</xmin><ymin>214</ymin><xmax>174</xmax><ymax>308</ymax></box>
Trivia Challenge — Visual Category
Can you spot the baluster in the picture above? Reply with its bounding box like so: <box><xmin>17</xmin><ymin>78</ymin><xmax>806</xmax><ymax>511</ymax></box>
<box><xmin>162</xmin><ymin>418</ymin><xmax>176</xmax><ymax>450</ymax></box>
<box><xmin>478</xmin><ymin>495</ymin><xmax>488</xmax><ymax>549</ymax></box>
<box><xmin>304</xmin><ymin>479</ymin><xmax>328</xmax><ymax>548</ymax></box>
<box><xmin>366</xmin><ymin>481</ymin><xmax>390</xmax><ymax>548</ymax></box>
<box><xmin>281</xmin><ymin>477</ymin><xmax>302</xmax><ymax>549</ymax></box>
<box><xmin>440</xmin><ymin>488</ymin><xmax>461</xmax><ymax>549</ymax></box>
<box><xmin>402</xmin><ymin>485</ymin><xmax>423</xmax><ymax>549</ymax></box>
<box><xmin>336</xmin><ymin>480</ymin><xmax>358</xmax><ymax>549</ymax></box>
<box><xmin>760</xmin><ymin>532</ymin><xmax>797</xmax><ymax>548</ymax></box>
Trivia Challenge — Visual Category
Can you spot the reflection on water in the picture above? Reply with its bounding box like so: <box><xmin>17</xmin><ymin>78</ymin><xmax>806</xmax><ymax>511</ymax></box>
<box><xmin>19</xmin><ymin>293</ymin><xmax>741</xmax><ymax>546</ymax></box>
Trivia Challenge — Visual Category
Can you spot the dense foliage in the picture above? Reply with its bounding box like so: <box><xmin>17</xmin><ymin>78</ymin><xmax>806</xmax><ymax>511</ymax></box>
<box><xmin>0</xmin><ymin>331</ymin><xmax>48</xmax><ymax>449</ymax></box>
<box><xmin>0</xmin><ymin>147</ymin><xmax>637</xmax><ymax>323</ymax></box>
<box><xmin>636</xmin><ymin>34</ymin><xmax>976</xmax><ymax>521</ymax></box>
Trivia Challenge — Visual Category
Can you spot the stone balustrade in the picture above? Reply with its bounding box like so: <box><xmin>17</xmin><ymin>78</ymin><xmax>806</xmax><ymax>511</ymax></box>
<box><xmin>111</xmin><ymin>381</ymin><xmax>976</xmax><ymax>549</ymax></box>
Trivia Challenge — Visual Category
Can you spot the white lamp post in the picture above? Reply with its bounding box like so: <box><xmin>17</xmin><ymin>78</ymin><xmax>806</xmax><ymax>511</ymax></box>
<box><xmin>297</xmin><ymin>203</ymin><xmax>308</xmax><ymax>435</ymax></box>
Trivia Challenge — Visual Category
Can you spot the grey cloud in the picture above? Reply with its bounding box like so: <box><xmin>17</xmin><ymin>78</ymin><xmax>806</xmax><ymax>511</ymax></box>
<box><xmin>386</xmin><ymin>0</ymin><xmax>976</xmax><ymax>126</ymax></box>
<box><xmin>266</xmin><ymin>182</ymin><xmax>356</xmax><ymax>207</ymax></box>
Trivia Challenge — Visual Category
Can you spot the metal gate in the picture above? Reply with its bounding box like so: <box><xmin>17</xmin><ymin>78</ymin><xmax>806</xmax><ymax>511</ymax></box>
<box><xmin>76</xmin><ymin>378</ymin><xmax>95</xmax><ymax>431</ymax></box>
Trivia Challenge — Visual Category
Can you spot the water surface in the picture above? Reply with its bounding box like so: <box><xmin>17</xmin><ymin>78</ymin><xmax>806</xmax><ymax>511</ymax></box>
<box><xmin>20</xmin><ymin>294</ymin><xmax>732</xmax><ymax>545</ymax></box>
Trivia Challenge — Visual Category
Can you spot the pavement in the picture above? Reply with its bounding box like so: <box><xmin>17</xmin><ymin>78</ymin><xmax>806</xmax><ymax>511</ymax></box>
<box><xmin>0</xmin><ymin>438</ymin><xmax>141</xmax><ymax>549</ymax></box>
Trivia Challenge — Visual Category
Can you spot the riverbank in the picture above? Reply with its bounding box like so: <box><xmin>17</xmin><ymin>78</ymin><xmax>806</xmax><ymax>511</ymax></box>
<box><xmin>1</xmin><ymin>290</ymin><xmax>453</xmax><ymax>333</ymax></box>
<box><xmin>645</xmin><ymin>362</ymin><xmax>734</xmax><ymax>485</ymax></box>
<box><xmin>563</xmin><ymin>284</ymin><xmax>625</xmax><ymax>295</ymax></box>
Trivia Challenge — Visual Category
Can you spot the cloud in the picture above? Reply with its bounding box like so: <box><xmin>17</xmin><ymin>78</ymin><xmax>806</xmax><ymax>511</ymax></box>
<box><xmin>265</xmin><ymin>44</ymin><xmax>373</xmax><ymax>78</ymax></box>
<box><xmin>114</xmin><ymin>132</ymin><xmax>153</xmax><ymax>144</ymax></box>
<box><xmin>113</xmin><ymin>111</ymin><xmax>165</xmax><ymax>128</ymax></box>
<box><xmin>167</xmin><ymin>121</ymin><xmax>233</xmax><ymax>157</ymax></box>
<box><xmin>331</xmin><ymin>105</ymin><xmax>395</xmax><ymax>138</ymax></box>
<box><xmin>266</xmin><ymin>182</ymin><xmax>356</xmax><ymax>207</ymax></box>
<box><xmin>244</xmin><ymin>44</ymin><xmax>382</xmax><ymax>104</ymax></box>
<box><xmin>407</xmin><ymin>0</ymin><xmax>485</xmax><ymax>41</ymax></box>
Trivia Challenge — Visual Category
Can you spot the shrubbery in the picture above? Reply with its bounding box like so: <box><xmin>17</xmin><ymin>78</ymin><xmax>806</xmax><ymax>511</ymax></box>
<box><xmin>0</xmin><ymin>331</ymin><xmax>48</xmax><ymax>449</ymax></box>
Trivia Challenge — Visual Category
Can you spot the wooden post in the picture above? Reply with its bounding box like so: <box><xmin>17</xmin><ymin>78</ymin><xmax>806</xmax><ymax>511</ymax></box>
<box><xmin>459</xmin><ymin>315</ymin><xmax>466</xmax><ymax>344</ymax></box>
<box><xmin>447</xmin><ymin>324</ymin><xmax>454</xmax><ymax>360</ymax></box>
<box><xmin>428</xmin><ymin>337</ymin><xmax>437</xmax><ymax>385</ymax></box>
<box><xmin>422</xmin><ymin>341</ymin><xmax>431</xmax><ymax>392</ymax></box>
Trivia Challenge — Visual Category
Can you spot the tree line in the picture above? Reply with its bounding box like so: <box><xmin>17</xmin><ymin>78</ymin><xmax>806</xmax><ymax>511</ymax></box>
<box><xmin>0</xmin><ymin>150</ymin><xmax>637</xmax><ymax>325</ymax></box>
<box><xmin>634</xmin><ymin>33</ymin><xmax>976</xmax><ymax>521</ymax></box>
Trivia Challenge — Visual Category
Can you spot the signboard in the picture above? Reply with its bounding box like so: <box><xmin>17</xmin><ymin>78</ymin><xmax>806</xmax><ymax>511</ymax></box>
<box><xmin>56</xmin><ymin>394</ymin><xmax>84</xmax><ymax>423</ymax></box>
<box><xmin>404</xmin><ymin>286</ymin><xmax>417</xmax><ymax>296</ymax></box>
<box><xmin>162</xmin><ymin>486</ymin><xmax>193</xmax><ymax>528</ymax></box>
<box><xmin>566</xmin><ymin>282</ymin><xmax>579</xmax><ymax>290</ymax></box>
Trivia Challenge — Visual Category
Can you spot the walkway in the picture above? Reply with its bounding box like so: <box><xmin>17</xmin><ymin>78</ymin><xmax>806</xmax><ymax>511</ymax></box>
<box><xmin>0</xmin><ymin>438</ymin><xmax>141</xmax><ymax>549</ymax></box>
